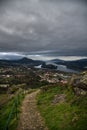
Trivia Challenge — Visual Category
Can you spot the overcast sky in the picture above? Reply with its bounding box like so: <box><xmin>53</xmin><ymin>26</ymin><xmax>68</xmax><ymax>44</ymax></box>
<box><xmin>0</xmin><ymin>0</ymin><xmax>87</xmax><ymax>60</ymax></box>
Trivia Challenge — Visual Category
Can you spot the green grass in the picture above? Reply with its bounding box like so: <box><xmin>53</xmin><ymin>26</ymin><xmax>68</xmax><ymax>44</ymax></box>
<box><xmin>37</xmin><ymin>85</ymin><xmax>87</xmax><ymax>130</ymax></box>
<box><xmin>0</xmin><ymin>91</ymin><xmax>25</xmax><ymax>130</ymax></box>
<box><xmin>0</xmin><ymin>94</ymin><xmax>9</xmax><ymax>106</ymax></box>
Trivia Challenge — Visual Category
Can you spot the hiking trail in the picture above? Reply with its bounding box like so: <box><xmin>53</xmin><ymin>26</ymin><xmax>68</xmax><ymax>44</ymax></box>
<box><xmin>16</xmin><ymin>90</ymin><xmax>48</xmax><ymax>130</ymax></box>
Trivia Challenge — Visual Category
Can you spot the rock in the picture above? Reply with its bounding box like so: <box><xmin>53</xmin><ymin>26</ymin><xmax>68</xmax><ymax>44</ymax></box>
<box><xmin>70</xmin><ymin>72</ymin><xmax>87</xmax><ymax>96</ymax></box>
<box><xmin>52</xmin><ymin>94</ymin><xmax>65</xmax><ymax>104</ymax></box>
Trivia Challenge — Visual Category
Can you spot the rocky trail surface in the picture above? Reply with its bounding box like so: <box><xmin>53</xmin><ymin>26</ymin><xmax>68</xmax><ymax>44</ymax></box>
<box><xmin>16</xmin><ymin>90</ymin><xmax>48</xmax><ymax>130</ymax></box>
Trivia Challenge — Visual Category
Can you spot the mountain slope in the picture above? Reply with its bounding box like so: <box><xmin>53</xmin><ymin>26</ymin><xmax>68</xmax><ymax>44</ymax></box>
<box><xmin>0</xmin><ymin>57</ymin><xmax>44</xmax><ymax>67</ymax></box>
<box><xmin>49</xmin><ymin>59</ymin><xmax>87</xmax><ymax>71</ymax></box>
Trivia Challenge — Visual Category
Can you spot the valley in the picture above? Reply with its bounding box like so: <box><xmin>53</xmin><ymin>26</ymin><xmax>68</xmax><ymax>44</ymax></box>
<box><xmin>0</xmin><ymin>58</ymin><xmax>87</xmax><ymax>130</ymax></box>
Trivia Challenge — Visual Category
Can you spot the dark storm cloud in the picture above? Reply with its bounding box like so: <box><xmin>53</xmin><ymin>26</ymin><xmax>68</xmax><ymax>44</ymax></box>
<box><xmin>0</xmin><ymin>0</ymin><xmax>87</xmax><ymax>56</ymax></box>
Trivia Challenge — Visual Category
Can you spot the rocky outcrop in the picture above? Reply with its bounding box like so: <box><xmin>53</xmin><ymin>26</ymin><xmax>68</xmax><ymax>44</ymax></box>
<box><xmin>70</xmin><ymin>72</ymin><xmax>87</xmax><ymax>95</ymax></box>
<box><xmin>52</xmin><ymin>94</ymin><xmax>66</xmax><ymax>105</ymax></box>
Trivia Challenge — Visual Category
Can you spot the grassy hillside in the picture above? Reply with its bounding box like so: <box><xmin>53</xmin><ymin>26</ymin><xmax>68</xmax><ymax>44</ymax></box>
<box><xmin>37</xmin><ymin>85</ymin><xmax>87</xmax><ymax>130</ymax></box>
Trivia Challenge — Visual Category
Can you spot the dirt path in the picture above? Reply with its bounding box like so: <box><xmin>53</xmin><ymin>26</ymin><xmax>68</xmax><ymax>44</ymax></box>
<box><xmin>16</xmin><ymin>90</ymin><xmax>48</xmax><ymax>130</ymax></box>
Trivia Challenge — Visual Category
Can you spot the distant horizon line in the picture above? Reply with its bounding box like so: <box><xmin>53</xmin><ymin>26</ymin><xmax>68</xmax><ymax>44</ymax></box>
<box><xmin>0</xmin><ymin>53</ymin><xmax>87</xmax><ymax>61</ymax></box>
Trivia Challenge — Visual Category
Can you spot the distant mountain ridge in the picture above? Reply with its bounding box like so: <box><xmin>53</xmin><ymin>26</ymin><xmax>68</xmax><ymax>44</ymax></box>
<box><xmin>0</xmin><ymin>57</ymin><xmax>87</xmax><ymax>71</ymax></box>
<box><xmin>0</xmin><ymin>57</ymin><xmax>44</xmax><ymax>67</ymax></box>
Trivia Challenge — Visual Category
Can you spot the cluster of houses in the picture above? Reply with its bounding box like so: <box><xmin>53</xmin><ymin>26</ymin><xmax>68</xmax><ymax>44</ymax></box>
<box><xmin>39</xmin><ymin>71</ymin><xmax>69</xmax><ymax>84</ymax></box>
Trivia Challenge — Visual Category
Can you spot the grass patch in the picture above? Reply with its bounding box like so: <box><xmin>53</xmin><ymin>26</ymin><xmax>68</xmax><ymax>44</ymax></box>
<box><xmin>0</xmin><ymin>91</ymin><xmax>25</xmax><ymax>130</ymax></box>
<box><xmin>37</xmin><ymin>85</ymin><xmax>87</xmax><ymax>130</ymax></box>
